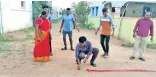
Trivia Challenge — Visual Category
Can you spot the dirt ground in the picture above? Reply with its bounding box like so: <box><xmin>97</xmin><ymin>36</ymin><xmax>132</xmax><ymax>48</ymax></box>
<box><xmin>0</xmin><ymin>23</ymin><xmax>156</xmax><ymax>77</ymax></box>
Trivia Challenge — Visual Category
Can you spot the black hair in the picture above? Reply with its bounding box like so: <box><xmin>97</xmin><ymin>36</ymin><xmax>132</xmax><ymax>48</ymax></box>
<box><xmin>102</xmin><ymin>8</ymin><xmax>108</xmax><ymax>13</ymax></box>
<box><xmin>79</xmin><ymin>36</ymin><xmax>87</xmax><ymax>43</ymax></box>
<box><xmin>41</xmin><ymin>11</ymin><xmax>47</xmax><ymax>16</ymax></box>
<box><xmin>42</xmin><ymin>5</ymin><xmax>49</xmax><ymax>9</ymax></box>
<box><xmin>66</xmin><ymin>8</ymin><xmax>71</xmax><ymax>10</ymax></box>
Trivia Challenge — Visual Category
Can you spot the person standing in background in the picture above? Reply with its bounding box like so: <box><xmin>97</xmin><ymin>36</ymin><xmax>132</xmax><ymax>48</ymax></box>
<box><xmin>39</xmin><ymin>5</ymin><xmax>53</xmax><ymax>56</ymax></box>
<box><xmin>59</xmin><ymin>8</ymin><xmax>79</xmax><ymax>51</ymax></box>
<box><xmin>95</xmin><ymin>8</ymin><xmax>115</xmax><ymax>58</ymax></box>
<box><xmin>34</xmin><ymin>11</ymin><xmax>52</xmax><ymax>62</ymax></box>
<box><xmin>73</xmin><ymin>14</ymin><xmax>77</xmax><ymax>29</ymax></box>
<box><xmin>130</xmin><ymin>12</ymin><xmax>154</xmax><ymax>61</ymax></box>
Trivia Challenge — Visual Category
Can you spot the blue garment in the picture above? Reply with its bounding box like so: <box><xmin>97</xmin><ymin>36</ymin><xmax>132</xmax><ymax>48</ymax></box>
<box><xmin>63</xmin><ymin>31</ymin><xmax>72</xmax><ymax>39</ymax></box>
<box><xmin>75</xmin><ymin>41</ymin><xmax>92</xmax><ymax>61</ymax></box>
<box><xmin>62</xmin><ymin>14</ymin><xmax>74</xmax><ymax>31</ymax></box>
<box><xmin>47</xmin><ymin>14</ymin><xmax>51</xmax><ymax>21</ymax></box>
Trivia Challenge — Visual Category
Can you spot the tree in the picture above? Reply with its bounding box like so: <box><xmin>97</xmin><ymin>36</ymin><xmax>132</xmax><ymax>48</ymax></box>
<box><xmin>59</xmin><ymin>8</ymin><xmax>66</xmax><ymax>17</ymax></box>
<box><xmin>32</xmin><ymin>1</ymin><xmax>52</xmax><ymax>26</ymax></box>
<box><xmin>73</xmin><ymin>1</ymin><xmax>91</xmax><ymax>26</ymax></box>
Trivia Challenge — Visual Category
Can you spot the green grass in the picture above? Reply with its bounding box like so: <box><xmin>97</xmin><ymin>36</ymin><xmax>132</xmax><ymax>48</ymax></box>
<box><xmin>17</xmin><ymin>50</ymin><xmax>26</xmax><ymax>55</ymax></box>
<box><xmin>79</xmin><ymin>24</ymin><xmax>91</xmax><ymax>29</ymax></box>
<box><xmin>147</xmin><ymin>44</ymin><xmax>156</xmax><ymax>49</ymax></box>
<box><xmin>18</xmin><ymin>27</ymin><xmax>34</xmax><ymax>33</ymax></box>
<box><xmin>0</xmin><ymin>27</ymin><xmax>34</xmax><ymax>58</ymax></box>
<box><xmin>24</xmin><ymin>35</ymin><xmax>33</xmax><ymax>40</ymax></box>
<box><xmin>0</xmin><ymin>42</ymin><xmax>12</xmax><ymax>52</ymax></box>
<box><xmin>40</xmin><ymin>62</ymin><xmax>44</xmax><ymax>66</ymax></box>
<box><xmin>0</xmin><ymin>34</ymin><xmax>19</xmax><ymax>42</ymax></box>
<box><xmin>0</xmin><ymin>27</ymin><xmax>34</xmax><ymax>42</ymax></box>
<box><xmin>16</xmin><ymin>44</ymin><xmax>27</xmax><ymax>55</ymax></box>
<box><xmin>0</xmin><ymin>33</ymin><xmax>31</xmax><ymax>42</ymax></box>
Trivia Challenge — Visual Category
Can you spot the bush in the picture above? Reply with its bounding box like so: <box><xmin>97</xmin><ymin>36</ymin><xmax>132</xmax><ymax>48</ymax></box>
<box><xmin>73</xmin><ymin>1</ymin><xmax>91</xmax><ymax>26</ymax></box>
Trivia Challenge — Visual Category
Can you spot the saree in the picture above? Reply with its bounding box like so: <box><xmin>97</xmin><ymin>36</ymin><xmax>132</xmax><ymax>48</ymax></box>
<box><xmin>33</xmin><ymin>18</ymin><xmax>51</xmax><ymax>62</ymax></box>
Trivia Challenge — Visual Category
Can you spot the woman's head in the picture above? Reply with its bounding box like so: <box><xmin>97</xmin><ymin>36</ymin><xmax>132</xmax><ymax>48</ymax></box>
<box><xmin>41</xmin><ymin>11</ymin><xmax>47</xmax><ymax>19</ymax></box>
<box><xmin>102</xmin><ymin>8</ymin><xmax>108</xmax><ymax>16</ymax></box>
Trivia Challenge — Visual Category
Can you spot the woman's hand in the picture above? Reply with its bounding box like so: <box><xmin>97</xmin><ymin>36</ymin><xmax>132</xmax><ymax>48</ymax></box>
<box><xmin>36</xmin><ymin>36</ymin><xmax>41</xmax><ymax>41</ymax></box>
<box><xmin>50</xmin><ymin>36</ymin><xmax>52</xmax><ymax>40</ymax></box>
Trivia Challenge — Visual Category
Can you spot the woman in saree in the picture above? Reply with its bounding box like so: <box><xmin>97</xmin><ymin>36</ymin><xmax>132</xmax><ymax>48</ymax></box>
<box><xmin>34</xmin><ymin>11</ymin><xmax>52</xmax><ymax>62</ymax></box>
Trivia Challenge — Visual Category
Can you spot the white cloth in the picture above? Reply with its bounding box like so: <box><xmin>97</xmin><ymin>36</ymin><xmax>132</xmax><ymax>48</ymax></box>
<box><xmin>132</xmin><ymin>35</ymin><xmax>148</xmax><ymax>58</ymax></box>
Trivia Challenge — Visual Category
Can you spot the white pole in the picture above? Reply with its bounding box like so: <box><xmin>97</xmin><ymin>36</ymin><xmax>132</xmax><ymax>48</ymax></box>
<box><xmin>118</xmin><ymin>2</ymin><xmax>129</xmax><ymax>39</ymax></box>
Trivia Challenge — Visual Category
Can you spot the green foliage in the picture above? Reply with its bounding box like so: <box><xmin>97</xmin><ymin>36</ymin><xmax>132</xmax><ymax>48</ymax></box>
<box><xmin>59</xmin><ymin>8</ymin><xmax>66</xmax><ymax>16</ymax></box>
<box><xmin>147</xmin><ymin>44</ymin><xmax>156</xmax><ymax>49</ymax></box>
<box><xmin>24</xmin><ymin>35</ymin><xmax>33</xmax><ymax>40</ymax></box>
<box><xmin>51</xmin><ymin>18</ymin><xmax>61</xmax><ymax>23</ymax></box>
<box><xmin>32</xmin><ymin>1</ymin><xmax>52</xmax><ymax>25</ymax></box>
<box><xmin>73</xmin><ymin>1</ymin><xmax>91</xmax><ymax>26</ymax></box>
<box><xmin>18</xmin><ymin>27</ymin><xmax>34</xmax><ymax>33</ymax></box>
<box><xmin>0</xmin><ymin>27</ymin><xmax>34</xmax><ymax>42</ymax></box>
<box><xmin>0</xmin><ymin>42</ymin><xmax>12</xmax><ymax>52</ymax></box>
<box><xmin>0</xmin><ymin>34</ymin><xmax>18</xmax><ymax>42</ymax></box>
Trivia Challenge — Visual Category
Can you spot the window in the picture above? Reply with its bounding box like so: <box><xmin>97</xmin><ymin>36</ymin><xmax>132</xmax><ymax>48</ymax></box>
<box><xmin>92</xmin><ymin>8</ymin><xmax>94</xmax><ymax>16</ymax></box>
<box><xmin>21</xmin><ymin>1</ymin><xmax>26</xmax><ymax>9</ymax></box>
<box><xmin>96</xmin><ymin>7</ymin><xmax>98</xmax><ymax>16</ymax></box>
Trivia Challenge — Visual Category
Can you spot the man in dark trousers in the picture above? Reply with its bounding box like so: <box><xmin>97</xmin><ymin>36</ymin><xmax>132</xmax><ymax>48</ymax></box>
<box><xmin>95</xmin><ymin>8</ymin><xmax>115</xmax><ymax>58</ymax></box>
<box><xmin>75</xmin><ymin>36</ymin><xmax>99</xmax><ymax>70</ymax></box>
<box><xmin>59</xmin><ymin>8</ymin><xmax>79</xmax><ymax>51</ymax></box>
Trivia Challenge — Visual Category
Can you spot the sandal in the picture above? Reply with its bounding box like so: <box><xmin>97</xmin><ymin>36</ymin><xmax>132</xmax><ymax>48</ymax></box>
<box><xmin>50</xmin><ymin>52</ymin><xmax>53</xmax><ymax>56</ymax></box>
<box><xmin>71</xmin><ymin>47</ymin><xmax>75</xmax><ymax>51</ymax></box>
<box><xmin>61</xmin><ymin>47</ymin><xmax>67</xmax><ymax>50</ymax></box>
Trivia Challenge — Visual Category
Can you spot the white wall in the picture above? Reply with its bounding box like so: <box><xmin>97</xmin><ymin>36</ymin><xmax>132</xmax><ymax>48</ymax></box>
<box><xmin>1</xmin><ymin>1</ymin><xmax>32</xmax><ymax>32</ymax></box>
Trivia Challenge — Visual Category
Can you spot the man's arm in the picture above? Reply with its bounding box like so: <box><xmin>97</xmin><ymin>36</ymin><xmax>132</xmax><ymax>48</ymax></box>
<box><xmin>133</xmin><ymin>19</ymin><xmax>140</xmax><ymax>34</ymax></box>
<box><xmin>59</xmin><ymin>16</ymin><xmax>64</xmax><ymax>33</ymax></box>
<box><xmin>150</xmin><ymin>21</ymin><xmax>154</xmax><ymax>41</ymax></box>
<box><xmin>86</xmin><ymin>42</ymin><xmax>92</xmax><ymax>59</ymax></box>
<box><xmin>75</xmin><ymin>45</ymin><xmax>80</xmax><ymax>63</ymax></box>
<box><xmin>75</xmin><ymin>45</ymin><xmax>81</xmax><ymax>70</ymax></box>
<box><xmin>60</xmin><ymin>20</ymin><xmax>64</xmax><ymax>30</ymax></box>
<box><xmin>110</xmin><ymin>16</ymin><xmax>115</xmax><ymax>35</ymax></box>
<box><xmin>72</xmin><ymin>17</ymin><xmax>79</xmax><ymax>31</ymax></box>
<box><xmin>47</xmin><ymin>14</ymin><xmax>52</xmax><ymax>22</ymax></box>
<box><xmin>150</xmin><ymin>22</ymin><xmax>154</xmax><ymax>36</ymax></box>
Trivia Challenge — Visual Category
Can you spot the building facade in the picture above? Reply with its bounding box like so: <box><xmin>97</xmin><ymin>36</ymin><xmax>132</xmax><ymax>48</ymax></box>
<box><xmin>122</xmin><ymin>2</ymin><xmax>156</xmax><ymax>18</ymax></box>
<box><xmin>0</xmin><ymin>1</ymin><xmax>32</xmax><ymax>33</ymax></box>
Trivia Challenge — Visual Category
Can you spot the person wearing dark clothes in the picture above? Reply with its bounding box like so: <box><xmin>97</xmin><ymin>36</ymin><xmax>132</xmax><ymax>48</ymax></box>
<box><xmin>95</xmin><ymin>8</ymin><xmax>115</xmax><ymax>58</ymax></box>
<box><xmin>76</xmin><ymin>36</ymin><xmax>99</xmax><ymax>70</ymax></box>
